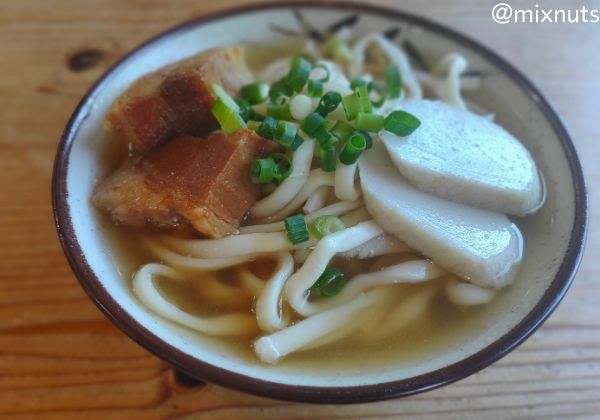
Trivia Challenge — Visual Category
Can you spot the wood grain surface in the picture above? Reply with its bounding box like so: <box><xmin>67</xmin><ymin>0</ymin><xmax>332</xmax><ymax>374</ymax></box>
<box><xmin>1</xmin><ymin>0</ymin><xmax>598</xmax><ymax>418</ymax></box>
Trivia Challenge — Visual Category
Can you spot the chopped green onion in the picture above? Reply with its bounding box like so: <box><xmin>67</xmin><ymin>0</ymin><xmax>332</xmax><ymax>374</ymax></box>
<box><xmin>310</xmin><ymin>215</ymin><xmax>346</xmax><ymax>239</ymax></box>
<box><xmin>355</xmin><ymin>112</ymin><xmax>384</xmax><ymax>132</ymax></box>
<box><xmin>350</xmin><ymin>77</ymin><xmax>367</xmax><ymax>89</ymax></box>
<box><xmin>290</xmin><ymin>133</ymin><xmax>304</xmax><ymax>151</ymax></box>
<box><xmin>384</xmin><ymin>110</ymin><xmax>421</xmax><ymax>136</ymax></box>
<box><xmin>256</xmin><ymin>116</ymin><xmax>278</xmax><ymax>140</ymax></box>
<box><xmin>367</xmin><ymin>80</ymin><xmax>386</xmax><ymax>108</ymax></box>
<box><xmin>301</xmin><ymin>112</ymin><xmax>327</xmax><ymax>137</ymax></box>
<box><xmin>269</xmin><ymin>79</ymin><xmax>293</xmax><ymax>104</ymax></box>
<box><xmin>270</xmin><ymin>153</ymin><xmax>293</xmax><ymax>181</ymax></box>
<box><xmin>267</xmin><ymin>103</ymin><xmax>292</xmax><ymax>120</ymax></box>
<box><xmin>211</xmin><ymin>84</ymin><xmax>246</xmax><ymax>133</ymax></box>
<box><xmin>340</xmin><ymin>132</ymin><xmax>367</xmax><ymax>164</ymax></box>
<box><xmin>250</xmin><ymin>158</ymin><xmax>276</xmax><ymax>184</ymax></box>
<box><xmin>286</xmin><ymin>56</ymin><xmax>312</xmax><ymax>93</ymax></box>
<box><xmin>341</xmin><ymin>93</ymin><xmax>360</xmax><ymax>121</ymax></box>
<box><xmin>315</xmin><ymin>91</ymin><xmax>342</xmax><ymax>116</ymax></box>
<box><xmin>322</xmin><ymin>37</ymin><xmax>353</xmax><ymax>64</ymax></box>
<box><xmin>284</xmin><ymin>214</ymin><xmax>309</xmax><ymax>245</ymax></box>
<box><xmin>330</xmin><ymin>120</ymin><xmax>355</xmax><ymax>142</ymax></box>
<box><xmin>307</xmin><ymin>79</ymin><xmax>323</xmax><ymax>97</ymax></box>
<box><xmin>354</xmin><ymin>130</ymin><xmax>373</xmax><ymax>149</ymax></box>
<box><xmin>240</xmin><ymin>81</ymin><xmax>269</xmax><ymax>105</ymax></box>
<box><xmin>236</xmin><ymin>98</ymin><xmax>264</xmax><ymax>122</ymax></box>
<box><xmin>275</xmin><ymin>121</ymin><xmax>297</xmax><ymax>148</ymax></box>
<box><xmin>310</xmin><ymin>64</ymin><xmax>330</xmax><ymax>82</ymax></box>
<box><xmin>314</xmin><ymin>126</ymin><xmax>337</xmax><ymax>148</ymax></box>
<box><xmin>386</xmin><ymin>64</ymin><xmax>402</xmax><ymax>99</ymax></box>
<box><xmin>310</xmin><ymin>267</ymin><xmax>346</xmax><ymax>297</ymax></box>
<box><xmin>319</xmin><ymin>146</ymin><xmax>337</xmax><ymax>172</ymax></box>
<box><xmin>247</xmin><ymin>120</ymin><xmax>262</xmax><ymax>131</ymax></box>
<box><xmin>355</xmin><ymin>84</ymin><xmax>373</xmax><ymax>113</ymax></box>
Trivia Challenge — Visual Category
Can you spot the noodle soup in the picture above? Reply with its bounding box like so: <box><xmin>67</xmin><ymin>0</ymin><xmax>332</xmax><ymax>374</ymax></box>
<box><xmin>91</xmin><ymin>29</ymin><xmax>543</xmax><ymax>368</ymax></box>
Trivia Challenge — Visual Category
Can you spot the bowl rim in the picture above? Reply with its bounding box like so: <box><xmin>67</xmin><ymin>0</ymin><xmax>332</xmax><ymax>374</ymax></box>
<box><xmin>52</xmin><ymin>0</ymin><xmax>588</xmax><ymax>404</ymax></box>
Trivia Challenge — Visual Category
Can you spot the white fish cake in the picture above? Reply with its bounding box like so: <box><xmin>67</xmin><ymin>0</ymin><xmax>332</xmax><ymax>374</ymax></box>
<box><xmin>359</xmin><ymin>141</ymin><xmax>523</xmax><ymax>289</ymax></box>
<box><xmin>380</xmin><ymin>100</ymin><xmax>543</xmax><ymax>216</ymax></box>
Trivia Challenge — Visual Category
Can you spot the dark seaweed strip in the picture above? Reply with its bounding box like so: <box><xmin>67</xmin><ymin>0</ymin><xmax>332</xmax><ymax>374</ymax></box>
<box><xmin>403</xmin><ymin>39</ymin><xmax>429</xmax><ymax>70</ymax></box>
<box><xmin>382</xmin><ymin>26</ymin><xmax>402</xmax><ymax>40</ymax></box>
<box><xmin>293</xmin><ymin>10</ymin><xmax>325</xmax><ymax>42</ymax></box>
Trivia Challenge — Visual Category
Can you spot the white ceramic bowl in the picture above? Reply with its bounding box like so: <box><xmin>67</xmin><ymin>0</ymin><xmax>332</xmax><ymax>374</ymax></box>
<box><xmin>52</xmin><ymin>2</ymin><xmax>587</xmax><ymax>403</ymax></box>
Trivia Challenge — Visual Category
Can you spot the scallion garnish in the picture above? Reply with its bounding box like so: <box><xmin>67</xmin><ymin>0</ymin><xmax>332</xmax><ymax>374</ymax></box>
<box><xmin>319</xmin><ymin>146</ymin><xmax>337</xmax><ymax>172</ymax></box>
<box><xmin>311</xmin><ymin>64</ymin><xmax>330</xmax><ymax>82</ymax></box>
<box><xmin>250</xmin><ymin>158</ymin><xmax>277</xmax><ymax>184</ymax></box>
<box><xmin>269</xmin><ymin>79</ymin><xmax>293</xmax><ymax>104</ymax></box>
<box><xmin>284</xmin><ymin>214</ymin><xmax>309</xmax><ymax>245</ymax></box>
<box><xmin>330</xmin><ymin>120</ymin><xmax>355</xmax><ymax>142</ymax></box>
<box><xmin>341</xmin><ymin>92</ymin><xmax>360</xmax><ymax>121</ymax></box>
<box><xmin>340</xmin><ymin>132</ymin><xmax>367</xmax><ymax>164</ymax></box>
<box><xmin>314</xmin><ymin>126</ymin><xmax>337</xmax><ymax>148</ymax></box>
<box><xmin>315</xmin><ymin>91</ymin><xmax>342</xmax><ymax>116</ymax></box>
<box><xmin>210</xmin><ymin>84</ymin><xmax>246</xmax><ymax>134</ymax></box>
<box><xmin>350</xmin><ymin>77</ymin><xmax>367</xmax><ymax>89</ymax></box>
<box><xmin>354</xmin><ymin>130</ymin><xmax>373</xmax><ymax>149</ymax></box>
<box><xmin>307</xmin><ymin>79</ymin><xmax>324</xmax><ymax>97</ymax></box>
<box><xmin>255</xmin><ymin>116</ymin><xmax>278</xmax><ymax>140</ymax></box>
<box><xmin>267</xmin><ymin>103</ymin><xmax>292</xmax><ymax>121</ymax></box>
<box><xmin>386</xmin><ymin>64</ymin><xmax>402</xmax><ymax>99</ymax></box>
<box><xmin>310</xmin><ymin>215</ymin><xmax>346</xmax><ymax>239</ymax></box>
<box><xmin>367</xmin><ymin>80</ymin><xmax>386</xmax><ymax>108</ymax></box>
<box><xmin>384</xmin><ymin>110</ymin><xmax>421</xmax><ymax>136</ymax></box>
<box><xmin>275</xmin><ymin>121</ymin><xmax>297</xmax><ymax>148</ymax></box>
<box><xmin>355</xmin><ymin>112</ymin><xmax>384</xmax><ymax>132</ymax></box>
<box><xmin>240</xmin><ymin>81</ymin><xmax>269</xmax><ymax>105</ymax></box>
<box><xmin>355</xmin><ymin>84</ymin><xmax>373</xmax><ymax>114</ymax></box>
<box><xmin>247</xmin><ymin>120</ymin><xmax>262</xmax><ymax>131</ymax></box>
<box><xmin>322</xmin><ymin>37</ymin><xmax>353</xmax><ymax>64</ymax></box>
<box><xmin>285</xmin><ymin>56</ymin><xmax>312</xmax><ymax>93</ymax></box>
<box><xmin>270</xmin><ymin>153</ymin><xmax>293</xmax><ymax>181</ymax></box>
<box><xmin>310</xmin><ymin>267</ymin><xmax>346</xmax><ymax>297</ymax></box>
<box><xmin>290</xmin><ymin>133</ymin><xmax>305</xmax><ymax>151</ymax></box>
<box><xmin>301</xmin><ymin>112</ymin><xmax>327</xmax><ymax>137</ymax></box>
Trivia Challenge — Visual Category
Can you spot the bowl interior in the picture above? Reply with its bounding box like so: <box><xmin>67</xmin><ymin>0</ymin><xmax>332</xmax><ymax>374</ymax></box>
<box><xmin>56</xmin><ymin>3</ymin><xmax>584</xmax><ymax>396</ymax></box>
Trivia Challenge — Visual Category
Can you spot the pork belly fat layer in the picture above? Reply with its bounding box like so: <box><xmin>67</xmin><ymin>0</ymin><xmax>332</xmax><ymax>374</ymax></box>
<box><xmin>93</xmin><ymin>130</ymin><xmax>280</xmax><ymax>238</ymax></box>
<box><xmin>104</xmin><ymin>46</ymin><xmax>253</xmax><ymax>153</ymax></box>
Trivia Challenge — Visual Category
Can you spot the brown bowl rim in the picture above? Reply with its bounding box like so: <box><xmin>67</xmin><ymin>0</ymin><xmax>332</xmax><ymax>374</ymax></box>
<box><xmin>52</xmin><ymin>0</ymin><xmax>588</xmax><ymax>404</ymax></box>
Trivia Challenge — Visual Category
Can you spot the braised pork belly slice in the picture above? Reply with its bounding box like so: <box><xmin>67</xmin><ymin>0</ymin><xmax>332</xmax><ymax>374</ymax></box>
<box><xmin>93</xmin><ymin>130</ymin><xmax>280</xmax><ymax>238</ymax></box>
<box><xmin>104</xmin><ymin>46</ymin><xmax>253</xmax><ymax>154</ymax></box>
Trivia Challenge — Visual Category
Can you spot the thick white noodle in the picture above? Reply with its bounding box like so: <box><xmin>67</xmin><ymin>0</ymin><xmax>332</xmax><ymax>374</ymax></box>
<box><xmin>339</xmin><ymin>234</ymin><xmax>410</xmax><ymax>259</ymax></box>
<box><xmin>145</xmin><ymin>238</ymin><xmax>253</xmax><ymax>270</ymax></box>
<box><xmin>159</xmin><ymin>232</ymin><xmax>317</xmax><ymax>259</ymax></box>
<box><xmin>255</xmin><ymin>169</ymin><xmax>335</xmax><ymax>223</ymax></box>
<box><xmin>240</xmin><ymin>200</ymin><xmax>362</xmax><ymax>234</ymax></box>
<box><xmin>445</xmin><ymin>278</ymin><xmax>496</xmax><ymax>305</ymax></box>
<box><xmin>250</xmin><ymin>139</ymin><xmax>315</xmax><ymax>219</ymax></box>
<box><xmin>284</xmin><ymin>220</ymin><xmax>384</xmax><ymax>316</ymax></box>
<box><xmin>339</xmin><ymin>207</ymin><xmax>371</xmax><ymax>226</ymax></box>
<box><xmin>350</xmin><ymin>34</ymin><xmax>422</xmax><ymax>100</ymax></box>
<box><xmin>361</xmin><ymin>287</ymin><xmax>438</xmax><ymax>341</ymax></box>
<box><xmin>133</xmin><ymin>263</ymin><xmax>257</xmax><ymax>336</ymax></box>
<box><xmin>303</xmin><ymin>185</ymin><xmax>330</xmax><ymax>213</ymax></box>
<box><xmin>299</xmin><ymin>259</ymin><xmax>445</xmax><ymax>316</ymax></box>
<box><xmin>293</xmin><ymin>247</ymin><xmax>312</xmax><ymax>264</ymax></box>
<box><xmin>416</xmin><ymin>53</ymin><xmax>469</xmax><ymax>109</ymax></box>
<box><xmin>254</xmin><ymin>288</ymin><xmax>386</xmax><ymax>364</ymax></box>
<box><xmin>255</xmin><ymin>252</ymin><xmax>295</xmax><ymax>332</ymax></box>
<box><xmin>334</xmin><ymin>161</ymin><xmax>360</xmax><ymax>201</ymax></box>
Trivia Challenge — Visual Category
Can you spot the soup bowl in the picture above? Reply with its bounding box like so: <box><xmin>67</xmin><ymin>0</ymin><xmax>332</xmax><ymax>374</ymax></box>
<box><xmin>52</xmin><ymin>1</ymin><xmax>587</xmax><ymax>403</ymax></box>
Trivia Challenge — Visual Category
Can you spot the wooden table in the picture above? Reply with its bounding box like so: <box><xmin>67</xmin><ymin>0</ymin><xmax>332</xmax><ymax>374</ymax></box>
<box><xmin>1</xmin><ymin>0</ymin><xmax>598</xmax><ymax>417</ymax></box>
